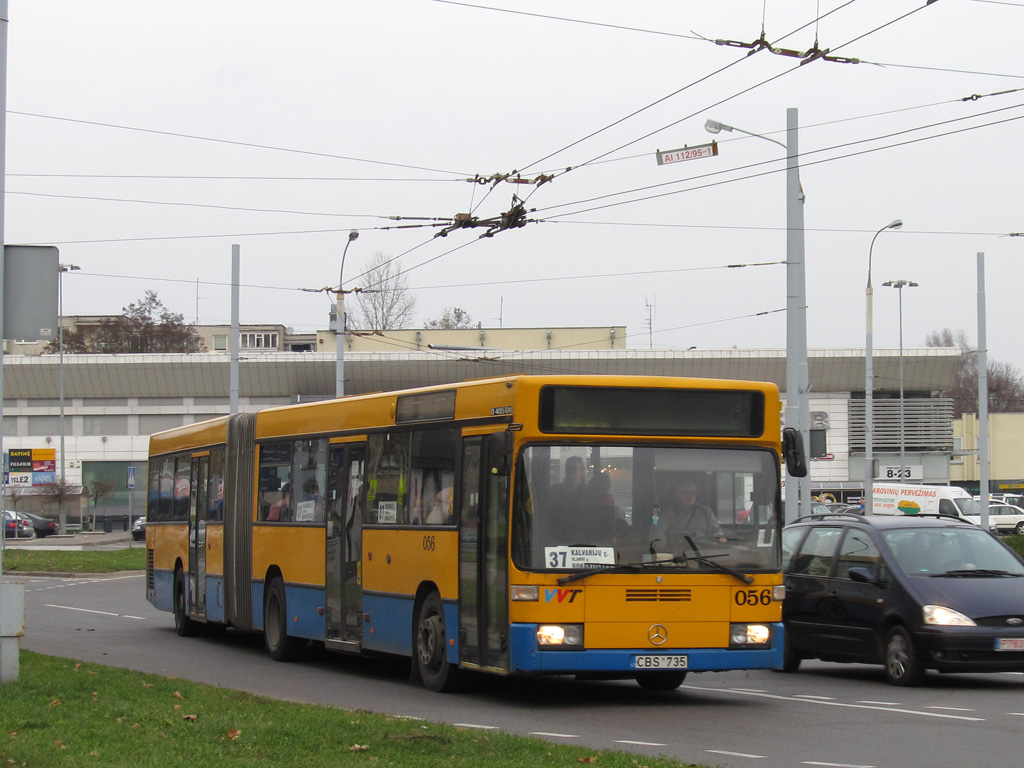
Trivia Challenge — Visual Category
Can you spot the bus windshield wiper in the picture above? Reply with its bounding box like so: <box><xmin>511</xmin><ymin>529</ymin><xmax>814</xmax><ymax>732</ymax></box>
<box><xmin>677</xmin><ymin>535</ymin><xmax>754</xmax><ymax>585</ymax></box>
<box><xmin>557</xmin><ymin>562</ymin><xmax>644</xmax><ymax>585</ymax></box>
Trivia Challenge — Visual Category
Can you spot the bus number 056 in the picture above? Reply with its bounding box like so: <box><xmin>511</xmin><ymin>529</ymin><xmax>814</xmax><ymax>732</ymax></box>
<box><xmin>422</xmin><ymin>535</ymin><xmax>435</xmax><ymax>551</ymax></box>
<box><xmin>735</xmin><ymin>588</ymin><xmax>772</xmax><ymax>606</ymax></box>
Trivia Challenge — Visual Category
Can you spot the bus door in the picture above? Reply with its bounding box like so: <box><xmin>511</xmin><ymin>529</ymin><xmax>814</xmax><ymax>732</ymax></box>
<box><xmin>458</xmin><ymin>436</ymin><xmax>509</xmax><ymax>672</ymax></box>
<box><xmin>189</xmin><ymin>455</ymin><xmax>210</xmax><ymax>620</ymax></box>
<box><xmin>326</xmin><ymin>443</ymin><xmax>365</xmax><ymax>649</ymax></box>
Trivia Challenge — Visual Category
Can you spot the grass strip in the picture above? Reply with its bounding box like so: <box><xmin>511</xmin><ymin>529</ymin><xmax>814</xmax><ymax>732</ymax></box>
<box><xmin>0</xmin><ymin>652</ymin><xmax>694</xmax><ymax>768</ymax></box>
<box><xmin>0</xmin><ymin>548</ymin><xmax>146</xmax><ymax>574</ymax></box>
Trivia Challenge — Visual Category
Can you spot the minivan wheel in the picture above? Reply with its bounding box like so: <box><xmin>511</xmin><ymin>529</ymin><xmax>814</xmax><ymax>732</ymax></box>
<box><xmin>1015</xmin><ymin>521</ymin><xmax>1024</xmax><ymax>536</ymax></box>
<box><xmin>884</xmin><ymin>626</ymin><xmax>925</xmax><ymax>686</ymax></box>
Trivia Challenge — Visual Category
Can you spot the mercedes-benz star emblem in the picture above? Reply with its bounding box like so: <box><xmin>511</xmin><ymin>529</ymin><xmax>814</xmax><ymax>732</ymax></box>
<box><xmin>648</xmin><ymin>624</ymin><xmax>668</xmax><ymax>645</ymax></box>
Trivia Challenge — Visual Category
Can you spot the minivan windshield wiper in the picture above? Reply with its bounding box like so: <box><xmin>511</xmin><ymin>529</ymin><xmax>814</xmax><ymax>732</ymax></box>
<box><xmin>932</xmin><ymin>569</ymin><xmax>1022</xmax><ymax>578</ymax></box>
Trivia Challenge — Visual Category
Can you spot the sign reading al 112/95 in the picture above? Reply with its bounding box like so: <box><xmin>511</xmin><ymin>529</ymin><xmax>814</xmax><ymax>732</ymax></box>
<box><xmin>656</xmin><ymin>142</ymin><xmax>719</xmax><ymax>165</ymax></box>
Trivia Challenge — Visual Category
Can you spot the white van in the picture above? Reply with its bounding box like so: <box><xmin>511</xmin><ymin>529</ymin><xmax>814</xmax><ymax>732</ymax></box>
<box><xmin>870</xmin><ymin>483</ymin><xmax>979</xmax><ymax>521</ymax></box>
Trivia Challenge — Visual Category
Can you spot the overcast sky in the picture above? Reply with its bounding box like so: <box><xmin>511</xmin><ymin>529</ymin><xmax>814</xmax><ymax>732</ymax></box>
<box><xmin>6</xmin><ymin>1</ymin><xmax>1023</xmax><ymax>368</ymax></box>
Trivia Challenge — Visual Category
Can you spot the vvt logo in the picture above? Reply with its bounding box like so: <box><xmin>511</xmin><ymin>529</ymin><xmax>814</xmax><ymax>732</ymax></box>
<box><xmin>544</xmin><ymin>588</ymin><xmax>582</xmax><ymax>603</ymax></box>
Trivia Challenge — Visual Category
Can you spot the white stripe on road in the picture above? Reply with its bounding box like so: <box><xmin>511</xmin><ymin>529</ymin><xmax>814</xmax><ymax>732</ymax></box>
<box><xmin>453</xmin><ymin>724</ymin><xmax>499</xmax><ymax>730</ymax></box>
<box><xmin>44</xmin><ymin>604</ymin><xmax>146</xmax><ymax>620</ymax></box>
<box><xmin>857</xmin><ymin>701</ymin><xmax>901</xmax><ymax>706</ymax></box>
<box><xmin>529</xmin><ymin>732</ymin><xmax>579</xmax><ymax>738</ymax></box>
<box><xmin>615</xmin><ymin>740</ymin><xmax>667</xmax><ymax>747</ymax></box>
<box><xmin>707</xmin><ymin>749</ymin><xmax>767</xmax><ymax>759</ymax></box>
<box><xmin>926</xmin><ymin>706</ymin><xmax>974</xmax><ymax>712</ymax></box>
<box><xmin>683</xmin><ymin>684</ymin><xmax>984</xmax><ymax>721</ymax></box>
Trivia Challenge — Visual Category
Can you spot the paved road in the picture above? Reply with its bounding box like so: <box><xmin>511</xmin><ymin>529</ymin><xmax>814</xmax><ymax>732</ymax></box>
<box><xmin>13</xmin><ymin>573</ymin><xmax>1024</xmax><ymax>768</ymax></box>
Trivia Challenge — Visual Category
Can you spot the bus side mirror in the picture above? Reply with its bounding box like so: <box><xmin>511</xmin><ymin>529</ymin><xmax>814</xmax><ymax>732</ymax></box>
<box><xmin>487</xmin><ymin>431</ymin><xmax>512</xmax><ymax>477</ymax></box>
<box><xmin>782</xmin><ymin>428</ymin><xmax>808</xmax><ymax>478</ymax></box>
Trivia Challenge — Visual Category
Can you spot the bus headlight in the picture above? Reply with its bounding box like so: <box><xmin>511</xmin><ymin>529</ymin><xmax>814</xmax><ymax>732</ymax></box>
<box><xmin>730</xmin><ymin>623</ymin><xmax>771</xmax><ymax>648</ymax></box>
<box><xmin>537</xmin><ymin>624</ymin><xmax>583</xmax><ymax>649</ymax></box>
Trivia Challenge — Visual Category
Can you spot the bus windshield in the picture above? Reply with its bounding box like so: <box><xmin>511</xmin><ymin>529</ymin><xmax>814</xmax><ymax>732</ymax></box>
<box><xmin>512</xmin><ymin>444</ymin><xmax>780</xmax><ymax>574</ymax></box>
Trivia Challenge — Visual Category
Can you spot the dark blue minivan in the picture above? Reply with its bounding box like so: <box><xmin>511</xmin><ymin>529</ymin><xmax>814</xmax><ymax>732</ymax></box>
<box><xmin>781</xmin><ymin>513</ymin><xmax>1024</xmax><ymax>685</ymax></box>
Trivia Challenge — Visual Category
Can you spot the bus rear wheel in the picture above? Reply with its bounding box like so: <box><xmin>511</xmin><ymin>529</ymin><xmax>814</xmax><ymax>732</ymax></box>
<box><xmin>173</xmin><ymin>569</ymin><xmax>197</xmax><ymax>637</ymax></box>
<box><xmin>264</xmin><ymin>578</ymin><xmax>302</xmax><ymax>661</ymax></box>
<box><xmin>415</xmin><ymin>592</ymin><xmax>462</xmax><ymax>692</ymax></box>
<box><xmin>634</xmin><ymin>671</ymin><xmax>687</xmax><ymax>691</ymax></box>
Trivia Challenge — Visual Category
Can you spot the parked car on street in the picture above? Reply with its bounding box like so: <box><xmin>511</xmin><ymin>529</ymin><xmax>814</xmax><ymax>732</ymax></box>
<box><xmin>131</xmin><ymin>516</ymin><xmax>147</xmax><ymax>541</ymax></box>
<box><xmin>962</xmin><ymin>502</ymin><xmax>1024</xmax><ymax>536</ymax></box>
<box><xmin>2</xmin><ymin>510</ymin><xmax>35</xmax><ymax>539</ymax></box>
<box><xmin>21</xmin><ymin>511</ymin><xmax>57</xmax><ymax>538</ymax></box>
<box><xmin>781</xmin><ymin>512</ymin><xmax>1024</xmax><ymax>685</ymax></box>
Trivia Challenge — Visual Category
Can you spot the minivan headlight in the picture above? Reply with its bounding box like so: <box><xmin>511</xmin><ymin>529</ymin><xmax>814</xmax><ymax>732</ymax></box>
<box><xmin>923</xmin><ymin>605</ymin><xmax>976</xmax><ymax>626</ymax></box>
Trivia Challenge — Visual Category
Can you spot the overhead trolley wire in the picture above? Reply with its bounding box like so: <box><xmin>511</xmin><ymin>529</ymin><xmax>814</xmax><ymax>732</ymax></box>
<box><xmin>8</xmin><ymin>110</ymin><xmax>473</xmax><ymax>177</ymax></box>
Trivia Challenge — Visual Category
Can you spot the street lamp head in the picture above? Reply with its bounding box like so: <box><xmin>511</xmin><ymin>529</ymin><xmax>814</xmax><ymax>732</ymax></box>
<box><xmin>886</xmin><ymin>219</ymin><xmax>903</xmax><ymax>231</ymax></box>
<box><xmin>59</xmin><ymin>264</ymin><xmax>81</xmax><ymax>273</ymax></box>
<box><xmin>704</xmin><ymin>119</ymin><xmax>733</xmax><ymax>135</ymax></box>
<box><xmin>347</xmin><ymin>231</ymin><xmax>360</xmax><ymax>242</ymax></box>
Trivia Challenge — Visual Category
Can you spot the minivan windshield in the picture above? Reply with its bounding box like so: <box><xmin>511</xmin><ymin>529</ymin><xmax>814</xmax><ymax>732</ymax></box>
<box><xmin>954</xmin><ymin>497</ymin><xmax>980</xmax><ymax>516</ymax></box>
<box><xmin>511</xmin><ymin>444</ymin><xmax>780</xmax><ymax>574</ymax></box>
<box><xmin>884</xmin><ymin>527</ymin><xmax>1024</xmax><ymax>576</ymax></box>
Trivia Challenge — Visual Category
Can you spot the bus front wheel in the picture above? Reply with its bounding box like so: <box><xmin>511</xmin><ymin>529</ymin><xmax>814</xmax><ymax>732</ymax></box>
<box><xmin>415</xmin><ymin>592</ymin><xmax>462</xmax><ymax>692</ymax></box>
<box><xmin>264</xmin><ymin>578</ymin><xmax>302</xmax><ymax>661</ymax></box>
<box><xmin>173</xmin><ymin>569</ymin><xmax>197</xmax><ymax>637</ymax></box>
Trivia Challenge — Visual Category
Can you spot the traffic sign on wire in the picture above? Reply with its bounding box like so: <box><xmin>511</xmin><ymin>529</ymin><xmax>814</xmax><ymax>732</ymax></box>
<box><xmin>656</xmin><ymin>142</ymin><xmax>718</xmax><ymax>165</ymax></box>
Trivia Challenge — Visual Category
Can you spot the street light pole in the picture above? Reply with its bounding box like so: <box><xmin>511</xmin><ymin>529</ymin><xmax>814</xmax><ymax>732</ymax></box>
<box><xmin>883</xmin><ymin>279</ymin><xmax>919</xmax><ymax>484</ymax></box>
<box><xmin>335</xmin><ymin>231</ymin><xmax>359</xmax><ymax>398</ymax></box>
<box><xmin>865</xmin><ymin>220</ymin><xmax>903</xmax><ymax>513</ymax></box>
<box><xmin>706</xmin><ymin>110</ymin><xmax>809</xmax><ymax>523</ymax></box>
<box><xmin>58</xmin><ymin>263</ymin><xmax>80</xmax><ymax>535</ymax></box>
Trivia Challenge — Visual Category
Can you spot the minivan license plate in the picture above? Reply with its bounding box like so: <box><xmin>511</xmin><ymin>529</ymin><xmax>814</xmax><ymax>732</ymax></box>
<box><xmin>995</xmin><ymin>638</ymin><xmax>1024</xmax><ymax>651</ymax></box>
<box><xmin>631</xmin><ymin>655</ymin><xmax>688</xmax><ymax>669</ymax></box>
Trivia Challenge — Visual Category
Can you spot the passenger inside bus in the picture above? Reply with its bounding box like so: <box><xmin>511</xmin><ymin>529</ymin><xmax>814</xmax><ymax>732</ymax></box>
<box><xmin>267</xmin><ymin>483</ymin><xmax>291</xmax><ymax>522</ymax></box>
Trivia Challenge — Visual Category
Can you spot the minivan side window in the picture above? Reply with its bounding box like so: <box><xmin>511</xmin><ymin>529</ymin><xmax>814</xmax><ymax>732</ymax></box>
<box><xmin>938</xmin><ymin>499</ymin><xmax>958</xmax><ymax>517</ymax></box>
<box><xmin>792</xmin><ymin>527</ymin><xmax>842</xmax><ymax>577</ymax></box>
<box><xmin>835</xmin><ymin>529</ymin><xmax>880</xmax><ymax>579</ymax></box>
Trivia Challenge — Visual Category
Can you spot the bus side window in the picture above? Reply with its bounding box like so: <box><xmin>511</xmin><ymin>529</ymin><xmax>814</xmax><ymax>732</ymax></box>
<box><xmin>367</xmin><ymin>432</ymin><xmax>411</xmax><ymax>525</ymax></box>
<box><xmin>258</xmin><ymin>441</ymin><xmax>293</xmax><ymax>522</ymax></box>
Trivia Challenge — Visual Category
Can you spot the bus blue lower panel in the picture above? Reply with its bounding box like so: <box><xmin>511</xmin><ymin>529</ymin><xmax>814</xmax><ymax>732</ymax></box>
<box><xmin>205</xmin><ymin>576</ymin><xmax>225</xmax><ymax>623</ymax></box>
<box><xmin>360</xmin><ymin>593</ymin><xmax>459</xmax><ymax>662</ymax></box>
<box><xmin>508</xmin><ymin>623</ymin><xmax>785</xmax><ymax>673</ymax></box>
<box><xmin>150</xmin><ymin>568</ymin><xmax>174</xmax><ymax>613</ymax></box>
<box><xmin>251</xmin><ymin>581</ymin><xmax>325</xmax><ymax>641</ymax></box>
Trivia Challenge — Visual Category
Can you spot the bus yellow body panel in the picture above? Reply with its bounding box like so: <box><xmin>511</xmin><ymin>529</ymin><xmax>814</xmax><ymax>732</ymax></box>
<box><xmin>252</xmin><ymin>526</ymin><xmax>326</xmax><ymax>586</ymax></box>
<box><xmin>362</xmin><ymin>529</ymin><xmax>458</xmax><ymax>598</ymax></box>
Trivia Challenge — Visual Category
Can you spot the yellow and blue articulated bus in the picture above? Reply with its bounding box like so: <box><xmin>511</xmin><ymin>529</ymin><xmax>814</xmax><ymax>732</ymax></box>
<box><xmin>146</xmin><ymin>374</ymin><xmax>806</xmax><ymax>692</ymax></box>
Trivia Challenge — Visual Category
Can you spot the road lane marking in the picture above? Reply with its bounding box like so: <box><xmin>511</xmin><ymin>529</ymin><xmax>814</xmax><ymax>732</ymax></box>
<box><xmin>857</xmin><ymin>701</ymin><xmax>901</xmax><ymax>706</ymax></box>
<box><xmin>707</xmin><ymin>749</ymin><xmax>766</xmax><ymax>759</ymax></box>
<box><xmin>530</xmin><ymin>732</ymin><xmax>579</xmax><ymax>738</ymax></box>
<box><xmin>44</xmin><ymin>604</ymin><xmax>146</xmax><ymax>620</ymax></box>
<box><xmin>794</xmin><ymin>694</ymin><xmax>836</xmax><ymax>700</ymax></box>
<box><xmin>926</xmin><ymin>706</ymin><xmax>974</xmax><ymax>712</ymax></box>
<box><xmin>683</xmin><ymin>684</ymin><xmax>984</xmax><ymax>721</ymax></box>
<box><xmin>1009</xmin><ymin>713</ymin><xmax>1024</xmax><ymax>716</ymax></box>
<box><xmin>453</xmin><ymin>724</ymin><xmax>499</xmax><ymax>730</ymax></box>
<box><xmin>615</xmin><ymin>740</ymin><xmax>667</xmax><ymax>747</ymax></box>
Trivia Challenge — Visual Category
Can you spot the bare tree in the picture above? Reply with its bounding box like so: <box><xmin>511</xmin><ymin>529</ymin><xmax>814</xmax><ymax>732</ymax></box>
<box><xmin>926</xmin><ymin>328</ymin><xmax>1024</xmax><ymax>417</ymax></box>
<box><xmin>350</xmin><ymin>251</ymin><xmax>417</xmax><ymax>330</ymax></box>
<box><xmin>424</xmin><ymin>306</ymin><xmax>480</xmax><ymax>329</ymax></box>
<box><xmin>85</xmin><ymin>481</ymin><xmax>115</xmax><ymax>531</ymax></box>
<box><xmin>35</xmin><ymin>479</ymin><xmax>84</xmax><ymax>533</ymax></box>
